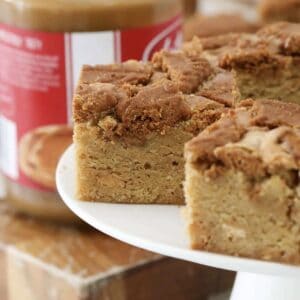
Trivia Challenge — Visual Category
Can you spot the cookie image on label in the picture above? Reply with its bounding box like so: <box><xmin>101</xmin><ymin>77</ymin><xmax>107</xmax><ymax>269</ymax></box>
<box><xmin>19</xmin><ymin>125</ymin><xmax>73</xmax><ymax>190</ymax></box>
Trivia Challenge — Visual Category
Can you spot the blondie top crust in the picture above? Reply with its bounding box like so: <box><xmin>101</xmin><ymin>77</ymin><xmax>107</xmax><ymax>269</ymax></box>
<box><xmin>74</xmin><ymin>23</ymin><xmax>300</xmax><ymax>139</ymax></box>
<box><xmin>74</xmin><ymin>58</ymin><xmax>231</xmax><ymax>140</ymax></box>
<box><xmin>184</xmin><ymin>99</ymin><xmax>300</xmax><ymax>264</ymax></box>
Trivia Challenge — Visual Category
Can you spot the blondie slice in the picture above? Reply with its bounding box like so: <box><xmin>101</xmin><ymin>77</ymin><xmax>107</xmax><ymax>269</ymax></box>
<box><xmin>73</xmin><ymin>59</ymin><xmax>229</xmax><ymax>203</ymax></box>
<box><xmin>184</xmin><ymin>99</ymin><xmax>300</xmax><ymax>264</ymax></box>
<box><xmin>195</xmin><ymin>22</ymin><xmax>300</xmax><ymax>105</ymax></box>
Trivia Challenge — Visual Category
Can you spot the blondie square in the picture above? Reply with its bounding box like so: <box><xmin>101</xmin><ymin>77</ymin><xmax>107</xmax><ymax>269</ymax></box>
<box><xmin>184</xmin><ymin>99</ymin><xmax>300</xmax><ymax>264</ymax></box>
<box><xmin>73</xmin><ymin>58</ymin><xmax>228</xmax><ymax>204</ymax></box>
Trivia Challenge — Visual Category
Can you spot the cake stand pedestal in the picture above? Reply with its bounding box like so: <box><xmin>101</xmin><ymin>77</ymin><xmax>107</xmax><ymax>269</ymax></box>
<box><xmin>231</xmin><ymin>272</ymin><xmax>300</xmax><ymax>300</ymax></box>
<box><xmin>57</xmin><ymin>145</ymin><xmax>300</xmax><ymax>300</ymax></box>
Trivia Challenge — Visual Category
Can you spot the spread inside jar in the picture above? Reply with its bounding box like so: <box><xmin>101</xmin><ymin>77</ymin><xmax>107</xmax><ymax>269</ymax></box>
<box><xmin>0</xmin><ymin>0</ymin><xmax>182</xmax><ymax>31</ymax></box>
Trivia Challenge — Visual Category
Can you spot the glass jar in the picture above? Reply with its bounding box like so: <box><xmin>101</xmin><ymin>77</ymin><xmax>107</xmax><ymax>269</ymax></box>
<box><xmin>0</xmin><ymin>0</ymin><xmax>182</xmax><ymax>223</ymax></box>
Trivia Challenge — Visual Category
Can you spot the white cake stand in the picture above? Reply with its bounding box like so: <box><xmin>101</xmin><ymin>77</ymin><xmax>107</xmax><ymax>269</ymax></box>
<box><xmin>56</xmin><ymin>145</ymin><xmax>300</xmax><ymax>300</ymax></box>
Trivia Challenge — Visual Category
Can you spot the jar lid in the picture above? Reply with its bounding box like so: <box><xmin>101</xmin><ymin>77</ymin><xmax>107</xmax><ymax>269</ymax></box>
<box><xmin>0</xmin><ymin>0</ymin><xmax>182</xmax><ymax>31</ymax></box>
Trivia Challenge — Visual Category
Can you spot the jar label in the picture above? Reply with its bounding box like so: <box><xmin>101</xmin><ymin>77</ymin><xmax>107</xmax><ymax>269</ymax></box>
<box><xmin>0</xmin><ymin>15</ymin><xmax>182</xmax><ymax>191</ymax></box>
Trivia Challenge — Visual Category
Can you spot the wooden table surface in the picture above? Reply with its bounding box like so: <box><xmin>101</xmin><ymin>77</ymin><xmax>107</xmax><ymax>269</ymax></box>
<box><xmin>0</xmin><ymin>200</ymin><xmax>235</xmax><ymax>300</ymax></box>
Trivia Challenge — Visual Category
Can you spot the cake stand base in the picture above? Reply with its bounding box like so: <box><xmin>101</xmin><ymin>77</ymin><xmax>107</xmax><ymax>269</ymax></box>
<box><xmin>231</xmin><ymin>272</ymin><xmax>300</xmax><ymax>300</ymax></box>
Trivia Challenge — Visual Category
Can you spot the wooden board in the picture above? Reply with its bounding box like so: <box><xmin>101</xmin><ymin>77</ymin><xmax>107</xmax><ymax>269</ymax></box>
<box><xmin>0</xmin><ymin>201</ymin><xmax>235</xmax><ymax>300</ymax></box>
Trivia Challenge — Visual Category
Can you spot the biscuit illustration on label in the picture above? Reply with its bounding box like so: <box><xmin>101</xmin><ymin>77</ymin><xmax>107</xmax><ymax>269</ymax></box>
<box><xmin>19</xmin><ymin>125</ymin><xmax>73</xmax><ymax>189</ymax></box>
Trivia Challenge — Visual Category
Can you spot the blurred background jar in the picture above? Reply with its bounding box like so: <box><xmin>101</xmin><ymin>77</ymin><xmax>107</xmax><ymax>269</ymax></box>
<box><xmin>0</xmin><ymin>0</ymin><xmax>182</xmax><ymax>223</ymax></box>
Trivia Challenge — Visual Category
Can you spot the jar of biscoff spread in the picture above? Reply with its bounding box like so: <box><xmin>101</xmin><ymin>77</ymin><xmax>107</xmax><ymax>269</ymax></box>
<box><xmin>0</xmin><ymin>0</ymin><xmax>182</xmax><ymax>223</ymax></box>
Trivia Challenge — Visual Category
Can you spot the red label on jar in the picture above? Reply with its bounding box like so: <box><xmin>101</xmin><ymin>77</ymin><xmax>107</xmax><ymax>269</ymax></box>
<box><xmin>116</xmin><ymin>15</ymin><xmax>182</xmax><ymax>61</ymax></box>
<box><xmin>0</xmin><ymin>15</ymin><xmax>182</xmax><ymax>191</ymax></box>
